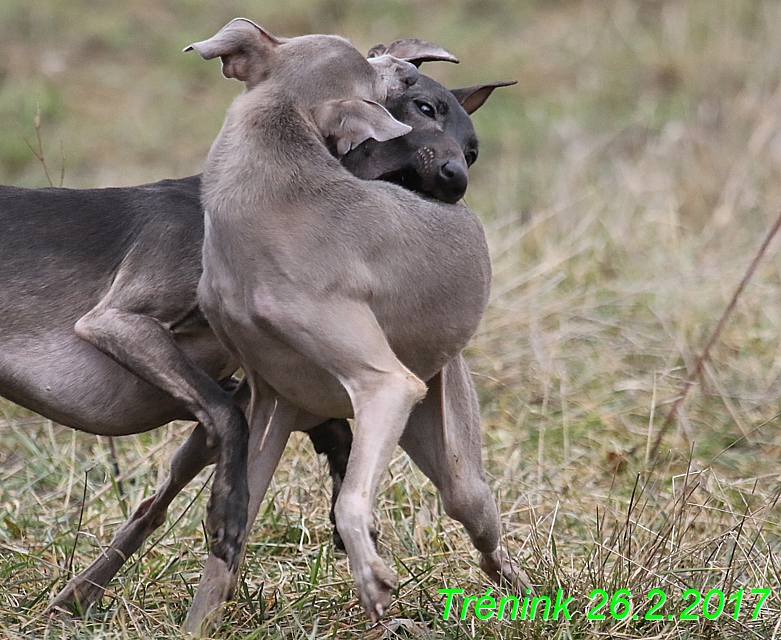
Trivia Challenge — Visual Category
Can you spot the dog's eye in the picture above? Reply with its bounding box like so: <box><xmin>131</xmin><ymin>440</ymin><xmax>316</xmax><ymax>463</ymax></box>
<box><xmin>464</xmin><ymin>150</ymin><xmax>478</xmax><ymax>166</ymax></box>
<box><xmin>415</xmin><ymin>101</ymin><xmax>436</xmax><ymax>119</ymax></box>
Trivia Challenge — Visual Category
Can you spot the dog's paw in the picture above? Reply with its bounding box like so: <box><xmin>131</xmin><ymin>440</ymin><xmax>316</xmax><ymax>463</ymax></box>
<box><xmin>356</xmin><ymin>559</ymin><xmax>397</xmax><ymax>622</ymax></box>
<box><xmin>205</xmin><ymin>483</ymin><xmax>249</xmax><ymax>571</ymax></box>
<box><xmin>181</xmin><ymin>556</ymin><xmax>236</xmax><ymax>636</ymax></box>
<box><xmin>480</xmin><ymin>546</ymin><xmax>534</xmax><ymax>594</ymax></box>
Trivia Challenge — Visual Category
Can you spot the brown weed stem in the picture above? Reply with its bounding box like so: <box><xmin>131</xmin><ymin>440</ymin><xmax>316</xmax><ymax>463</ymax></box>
<box><xmin>649</xmin><ymin>208</ymin><xmax>781</xmax><ymax>460</ymax></box>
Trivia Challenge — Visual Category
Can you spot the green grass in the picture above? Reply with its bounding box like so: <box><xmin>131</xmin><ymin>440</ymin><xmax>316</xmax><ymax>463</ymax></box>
<box><xmin>4</xmin><ymin>0</ymin><xmax>781</xmax><ymax>637</ymax></box>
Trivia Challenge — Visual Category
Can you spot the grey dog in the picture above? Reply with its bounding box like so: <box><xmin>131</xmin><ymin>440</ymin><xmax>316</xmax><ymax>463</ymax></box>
<box><xmin>185</xmin><ymin>19</ymin><xmax>529</xmax><ymax>631</ymax></box>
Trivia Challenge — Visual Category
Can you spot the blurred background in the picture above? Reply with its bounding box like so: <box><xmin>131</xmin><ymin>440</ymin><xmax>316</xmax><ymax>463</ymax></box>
<box><xmin>3</xmin><ymin>1</ymin><xmax>781</xmax><ymax>637</ymax></box>
<box><xmin>0</xmin><ymin>0</ymin><xmax>527</xmax><ymax>188</ymax></box>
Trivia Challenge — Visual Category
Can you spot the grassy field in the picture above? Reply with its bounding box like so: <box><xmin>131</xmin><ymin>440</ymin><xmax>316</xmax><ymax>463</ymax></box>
<box><xmin>3</xmin><ymin>0</ymin><xmax>781</xmax><ymax>638</ymax></box>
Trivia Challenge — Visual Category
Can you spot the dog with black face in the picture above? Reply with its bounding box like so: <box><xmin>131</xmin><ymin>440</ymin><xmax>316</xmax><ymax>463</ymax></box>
<box><xmin>343</xmin><ymin>39</ymin><xmax>515</xmax><ymax>204</ymax></box>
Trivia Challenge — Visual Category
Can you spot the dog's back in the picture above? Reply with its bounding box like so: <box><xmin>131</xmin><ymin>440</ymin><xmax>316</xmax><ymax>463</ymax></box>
<box><xmin>1</xmin><ymin>177</ymin><xmax>203</xmax><ymax>317</ymax></box>
<box><xmin>0</xmin><ymin>177</ymin><xmax>210</xmax><ymax>433</ymax></box>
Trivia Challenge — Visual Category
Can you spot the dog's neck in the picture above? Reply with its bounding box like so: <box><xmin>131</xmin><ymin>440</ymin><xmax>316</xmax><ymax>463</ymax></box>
<box><xmin>202</xmin><ymin>91</ymin><xmax>352</xmax><ymax>217</ymax></box>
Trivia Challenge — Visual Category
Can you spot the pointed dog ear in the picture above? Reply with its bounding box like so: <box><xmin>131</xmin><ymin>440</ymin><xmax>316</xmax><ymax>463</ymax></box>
<box><xmin>313</xmin><ymin>99</ymin><xmax>412</xmax><ymax>156</ymax></box>
<box><xmin>450</xmin><ymin>80</ymin><xmax>517</xmax><ymax>115</ymax></box>
<box><xmin>184</xmin><ymin>18</ymin><xmax>285</xmax><ymax>87</ymax></box>
<box><xmin>368</xmin><ymin>39</ymin><xmax>459</xmax><ymax>67</ymax></box>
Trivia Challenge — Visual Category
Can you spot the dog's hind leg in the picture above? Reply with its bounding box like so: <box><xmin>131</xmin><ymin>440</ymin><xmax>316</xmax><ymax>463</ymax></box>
<box><xmin>74</xmin><ymin>304</ymin><xmax>249</xmax><ymax>572</ymax></box>
<box><xmin>49</xmin><ymin>380</ymin><xmax>249</xmax><ymax>613</ymax></box>
<box><xmin>399</xmin><ymin>354</ymin><xmax>533</xmax><ymax>592</ymax></box>
<box><xmin>48</xmin><ymin>422</ymin><xmax>217</xmax><ymax>614</ymax></box>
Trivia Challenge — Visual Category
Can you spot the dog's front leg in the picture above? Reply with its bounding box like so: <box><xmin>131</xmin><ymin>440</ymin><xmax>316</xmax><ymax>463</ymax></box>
<box><xmin>306</xmin><ymin>418</ymin><xmax>353</xmax><ymax>550</ymax></box>
<box><xmin>249</xmin><ymin>298</ymin><xmax>427</xmax><ymax>621</ymax></box>
<box><xmin>198</xmin><ymin>247</ymin><xmax>430</xmax><ymax>622</ymax></box>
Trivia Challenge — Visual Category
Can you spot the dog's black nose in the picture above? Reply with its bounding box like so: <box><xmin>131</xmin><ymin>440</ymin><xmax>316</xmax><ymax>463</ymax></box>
<box><xmin>439</xmin><ymin>160</ymin><xmax>458</xmax><ymax>180</ymax></box>
<box><xmin>437</xmin><ymin>160</ymin><xmax>468</xmax><ymax>202</ymax></box>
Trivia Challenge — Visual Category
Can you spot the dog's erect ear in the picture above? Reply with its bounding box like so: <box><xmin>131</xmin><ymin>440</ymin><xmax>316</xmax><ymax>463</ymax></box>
<box><xmin>450</xmin><ymin>80</ymin><xmax>517</xmax><ymax>115</ymax></box>
<box><xmin>313</xmin><ymin>99</ymin><xmax>412</xmax><ymax>156</ymax></box>
<box><xmin>368</xmin><ymin>39</ymin><xmax>459</xmax><ymax>67</ymax></box>
<box><xmin>184</xmin><ymin>18</ymin><xmax>285</xmax><ymax>86</ymax></box>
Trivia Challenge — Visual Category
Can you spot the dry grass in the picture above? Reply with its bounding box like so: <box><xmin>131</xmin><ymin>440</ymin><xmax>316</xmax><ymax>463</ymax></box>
<box><xmin>4</xmin><ymin>0</ymin><xmax>781</xmax><ymax>638</ymax></box>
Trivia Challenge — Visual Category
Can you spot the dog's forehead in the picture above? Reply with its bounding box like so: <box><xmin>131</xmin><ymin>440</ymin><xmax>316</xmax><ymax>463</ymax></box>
<box><xmin>290</xmin><ymin>33</ymin><xmax>352</xmax><ymax>49</ymax></box>
<box><xmin>410</xmin><ymin>77</ymin><xmax>461</xmax><ymax>109</ymax></box>
<box><xmin>396</xmin><ymin>77</ymin><xmax>475</xmax><ymax>131</ymax></box>
<box><xmin>275</xmin><ymin>34</ymin><xmax>376</xmax><ymax>89</ymax></box>
<box><xmin>287</xmin><ymin>34</ymin><xmax>369</xmax><ymax>67</ymax></box>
